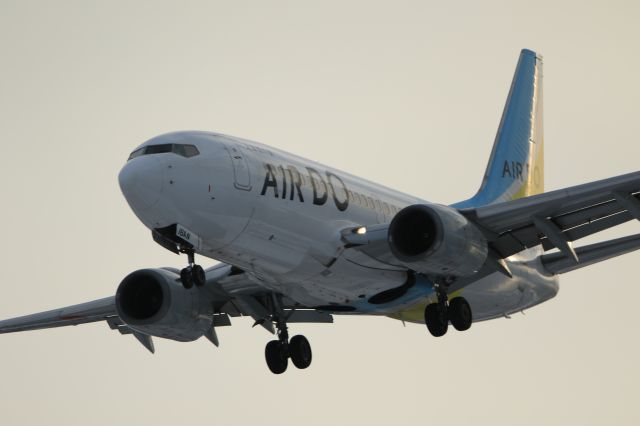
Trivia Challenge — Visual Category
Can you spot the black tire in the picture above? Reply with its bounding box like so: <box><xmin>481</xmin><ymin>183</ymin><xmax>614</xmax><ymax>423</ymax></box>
<box><xmin>289</xmin><ymin>335</ymin><xmax>312</xmax><ymax>369</ymax></box>
<box><xmin>449</xmin><ymin>297</ymin><xmax>472</xmax><ymax>331</ymax></box>
<box><xmin>265</xmin><ymin>340</ymin><xmax>288</xmax><ymax>374</ymax></box>
<box><xmin>192</xmin><ymin>265</ymin><xmax>206</xmax><ymax>287</ymax></box>
<box><xmin>180</xmin><ymin>267</ymin><xmax>194</xmax><ymax>289</ymax></box>
<box><xmin>424</xmin><ymin>303</ymin><xmax>448</xmax><ymax>337</ymax></box>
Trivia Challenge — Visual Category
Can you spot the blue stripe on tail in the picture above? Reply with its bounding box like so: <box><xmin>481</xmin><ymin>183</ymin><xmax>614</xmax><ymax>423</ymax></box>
<box><xmin>454</xmin><ymin>49</ymin><xmax>544</xmax><ymax>209</ymax></box>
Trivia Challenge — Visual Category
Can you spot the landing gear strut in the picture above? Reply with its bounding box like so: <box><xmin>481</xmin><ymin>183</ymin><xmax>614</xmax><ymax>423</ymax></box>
<box><xmin>424</xmin><ymin>282</ymin><xmax>473</xmax><ymax>337</ymax></box>
<box><xmin>180</xmin><ymin>250</ymin><xmax>205</xmax><ymax>289</ymax></box>
<box><xmin>264</xmin><ymin>295</ymin><xmax>312</xmax><ymax>374</ymax></box>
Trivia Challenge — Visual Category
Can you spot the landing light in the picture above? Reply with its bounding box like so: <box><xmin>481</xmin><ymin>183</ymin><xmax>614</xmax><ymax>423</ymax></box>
<box><xmin>355</xmin><ymin>227</ymin><xmax>367</xmax><ymax>235</ymax></box>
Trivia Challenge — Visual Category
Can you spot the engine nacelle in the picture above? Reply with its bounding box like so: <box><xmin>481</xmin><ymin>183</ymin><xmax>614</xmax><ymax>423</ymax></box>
<box><xmin>387</xmin><ymin>204</ymin><xmax>488</xmax><ymax>277</ymax></box>
<box><xmin>115</xmin><ymin>268</ymin><xmax>213</xmax><ymax>342</ymax></box>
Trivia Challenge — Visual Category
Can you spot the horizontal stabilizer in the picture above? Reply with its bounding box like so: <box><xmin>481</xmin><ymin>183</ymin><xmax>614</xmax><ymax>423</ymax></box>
<box><xmin>540</xmin><ymin>233</ymin><xmax>640</xmax><ymax>275</ymax></box>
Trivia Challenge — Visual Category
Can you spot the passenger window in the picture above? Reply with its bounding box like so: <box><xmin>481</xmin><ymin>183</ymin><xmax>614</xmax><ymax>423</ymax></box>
<box><xmin>367</xmin><ymin>197</ymin><xmax>375</xmax><ymax>209</ymax></box>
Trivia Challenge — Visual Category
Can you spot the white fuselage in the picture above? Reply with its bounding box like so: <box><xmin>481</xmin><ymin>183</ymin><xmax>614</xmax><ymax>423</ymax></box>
<box><xmin>119</xmin><ymin>131</ymin><xmax>559</xmax><ymax>323</ymax></box>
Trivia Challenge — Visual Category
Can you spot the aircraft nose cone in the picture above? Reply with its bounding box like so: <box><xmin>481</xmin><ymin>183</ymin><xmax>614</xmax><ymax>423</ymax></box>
<box><xmin>118</xmin><ymin>157</ymin><xmax>164</xmax><ymax>212</ymax></box>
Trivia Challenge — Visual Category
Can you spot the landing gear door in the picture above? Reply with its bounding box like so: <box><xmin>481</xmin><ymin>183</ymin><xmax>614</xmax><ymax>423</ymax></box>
<box><xmin>223</xmin><ymin>140</ymin><xmax>252</xmax><ymax>191</ymax></box>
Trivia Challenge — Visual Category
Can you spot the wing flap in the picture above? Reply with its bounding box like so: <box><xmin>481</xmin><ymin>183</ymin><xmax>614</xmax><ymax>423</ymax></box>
<box><xmin>463</xmin><ymin>171</ymin><xmax>640</xmax><ymax>259</ymax></box>
<box><xmin>469</xmin><ymin>171</ymin><xmax>640</xmax><ymax>230</ymax></box>
<box><xmin>563</xmin><ymin>210</ymin><xmax>633</xmax><ymax>242</ymax></box>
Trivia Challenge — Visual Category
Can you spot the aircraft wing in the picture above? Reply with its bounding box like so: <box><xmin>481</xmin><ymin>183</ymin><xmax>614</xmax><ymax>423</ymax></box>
<box><xmin>0</xmin><ymin>296</ymin><xmax>117</xmax><ymax>334</ymax></box>
<box><xmin>0</xmin><ymin>264</ymin><xmax>332</xmax><ymax>352</ymax></box>
<box><xmin>460</xmin><ymin>170</ymin><xmax>640</xmax><ymax>261</ymax></box>
<box><xmin>0</xmin><ymin>296</ymin><xmax>160</xmax><ymax>352</ymax></box>
<box><xmin>343</xmin><ymin>171</ymin><xmax>640</xmax><ymax>278</ymax></box>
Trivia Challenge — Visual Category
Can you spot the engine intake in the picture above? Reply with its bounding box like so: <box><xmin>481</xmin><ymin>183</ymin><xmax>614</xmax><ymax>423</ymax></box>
<box><xmin>117</xmin><ymin>270</ymin><xmax>168</xmax><ymax>322</ymax></box>
<box><xmin>115</xmin><ymin>268</ymin><xmax>212</xmax><ymax>342</ymax></box>
<box><xmin>388</xmin><ymin>204</ymin><xmax>488</xmax><ymax>277</ymax></box>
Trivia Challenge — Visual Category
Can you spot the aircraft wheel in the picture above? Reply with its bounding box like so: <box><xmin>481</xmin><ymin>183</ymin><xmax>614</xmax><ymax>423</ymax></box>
<box><xmin>265</xmin><ymin>340</ymin><xmax>288</xmax><ymax>374</ymax></box>
<box><xmin>449</xmin><ymin>297</ymin><xmax>473</xmax><ymax>331</ymax></box>
<box><xmin>180</xmin><ymin>267</ymin><xmax>194</xmax><ymax>289</ymax></box>
<box><xmin>192</xmin><ymin>265</ymin><xmax>206</xmax><ymax>287</ymax></box>
<box><xmin>425</xmin><ymin>303</ymin><xmax>448</xmax><ymax>337</ymax></box>
<box><xmin>289</xmin><ymin>335</ymin><xmax>312</xmax><ymax>369</ymax></box>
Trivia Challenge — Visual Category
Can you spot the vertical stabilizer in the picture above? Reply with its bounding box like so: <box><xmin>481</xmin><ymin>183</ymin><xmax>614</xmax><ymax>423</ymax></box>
<box><xmin>456</xmin><ymin>49</ymin><xmax>544</xmax><ymax>208</ymax></box>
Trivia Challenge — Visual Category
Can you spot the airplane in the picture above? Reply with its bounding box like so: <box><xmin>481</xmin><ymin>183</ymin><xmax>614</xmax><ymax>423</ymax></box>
<box><xmin>2</xmin><ymin>49</ymin><xmax>640</xmax><ymax>375</ymax></box>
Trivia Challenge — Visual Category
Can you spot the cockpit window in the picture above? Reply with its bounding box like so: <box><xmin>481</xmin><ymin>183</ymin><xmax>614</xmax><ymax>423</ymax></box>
<box><xmin>128</xmin><ymin>144</ymin><xmax>200</xmax><ymax>160</ymax></box>
<box><xmin>145</xmin><ymin>144</ymin><xmax>173</xmax><ymax>155</ymax></box>
<box><xmin>173</xmin><ymin>144</ymin><xmax>200</xmax><ymax>158</ymax></box>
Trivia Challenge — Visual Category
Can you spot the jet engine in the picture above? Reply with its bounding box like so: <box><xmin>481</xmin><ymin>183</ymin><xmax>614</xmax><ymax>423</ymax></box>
<box><xmin>387</xmin><ymin>204</ymin><xmax>488</xmax><ymax>277</ymax></box>
<box><xmin>115</xmin><ymin>268</ymin><xmax>213</xmax><ymax>341</ymax></box>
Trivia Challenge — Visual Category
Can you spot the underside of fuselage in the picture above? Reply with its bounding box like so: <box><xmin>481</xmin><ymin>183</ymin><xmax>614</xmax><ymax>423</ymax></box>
<box><xmin>206</xmin><ymin>229</ymin><xmax>559</xmax><ymax>324</ymax></box>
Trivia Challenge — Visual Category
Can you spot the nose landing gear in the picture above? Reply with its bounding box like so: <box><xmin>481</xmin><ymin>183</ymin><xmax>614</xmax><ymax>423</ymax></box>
<box><xmin>179</xmin><ymin>250</ymin><xmax>205</xmax><ymax>289</ymax></box>
<box><xmin>424</xmin><ymin>282</ymin><xmax>473</xmax><ymax>337</ymax></box>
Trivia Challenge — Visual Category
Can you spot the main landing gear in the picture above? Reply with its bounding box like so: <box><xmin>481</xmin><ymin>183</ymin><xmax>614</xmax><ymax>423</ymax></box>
<box><xmin>264</xmin><ymin>296</ymin><xmax>312</xmax><ymax>374</ymax></box>
<box><xmin>180</xmin><ymin>250</ymin><xmax>205</xmax><ymax>289</ymax></box>
<box><xmin>424</xmin><ymin>283</ymin><xmax>473</xmax><ymax>337</ymax></box>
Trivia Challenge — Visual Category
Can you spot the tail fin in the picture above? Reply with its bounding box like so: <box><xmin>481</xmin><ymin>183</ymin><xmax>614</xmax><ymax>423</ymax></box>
<box><xmin>456</xmin><ymin>49</ymin><xmax>544</xmax><ymax>208</ymax></box>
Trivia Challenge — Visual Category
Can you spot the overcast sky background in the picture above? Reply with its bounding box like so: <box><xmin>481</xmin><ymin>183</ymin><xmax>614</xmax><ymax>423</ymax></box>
<box><xmin>1</xmin><ymin>1</ymin><xmax>639</xmax><ymax>425</ymax></box>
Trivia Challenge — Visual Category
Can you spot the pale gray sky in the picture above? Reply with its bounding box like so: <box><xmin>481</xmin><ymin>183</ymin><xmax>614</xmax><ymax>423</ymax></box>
<box><xmin>0</xmin><ymin>1</ymin><xmax>639</xmax><ymax>425</ymax></box>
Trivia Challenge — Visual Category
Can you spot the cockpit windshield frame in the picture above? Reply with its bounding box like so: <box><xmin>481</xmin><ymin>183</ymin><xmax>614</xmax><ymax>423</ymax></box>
<box><xmin>128</xmin><ymin>144</ymin><xmax>200</xmax><ymax>161</ymax></box>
